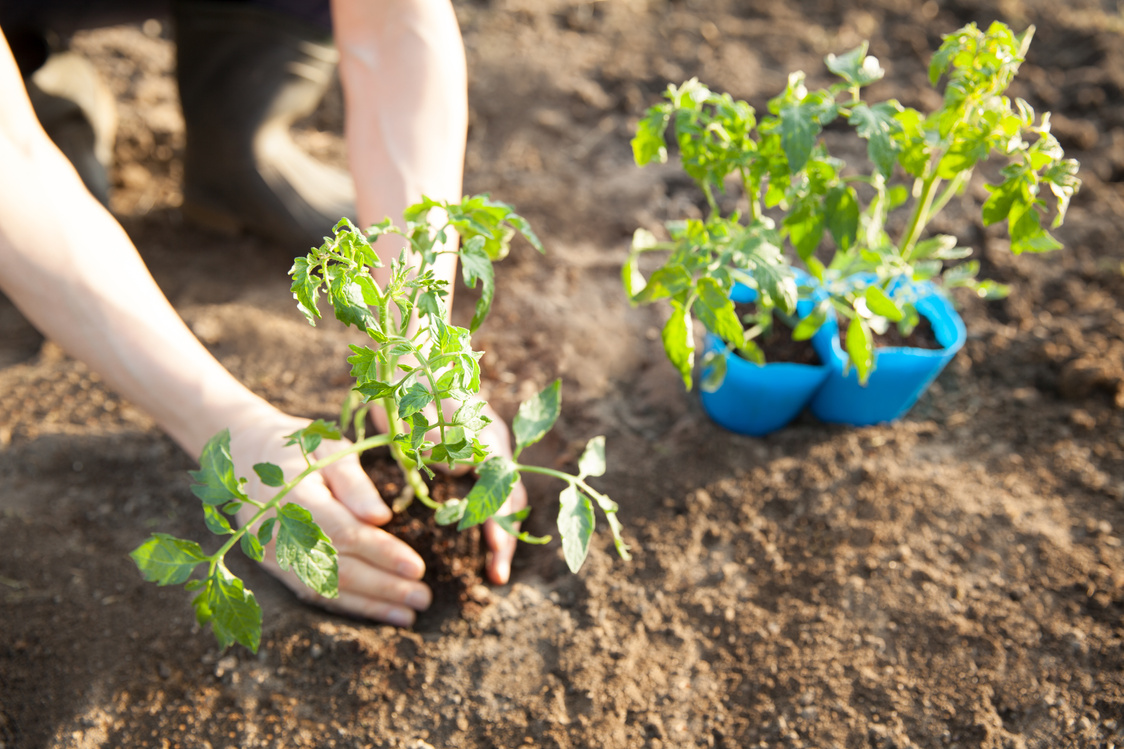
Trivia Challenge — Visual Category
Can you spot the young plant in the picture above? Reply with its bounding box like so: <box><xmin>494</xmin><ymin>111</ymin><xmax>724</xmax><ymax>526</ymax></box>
<box><xmin>131</xmin><ymin>195</ymin><xmax>631</xmax><ymax>652</ymax></box>
<box><xmin>626</xmin><ymin>21</ymin><xmax>1080</xmax><ymax>386</ymax></box>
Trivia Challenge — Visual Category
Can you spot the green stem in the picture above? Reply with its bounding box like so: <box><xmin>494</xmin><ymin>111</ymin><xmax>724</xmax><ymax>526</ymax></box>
<box><xmin>899</xmin><ymin>174</ymin><xmax>942</xmax><ymax>261</ymax></box>
<box><xmin>207</xmin><ymin>433</ymin><xmax>395</xmax><ymax>575</ymax></box>
<box><xmin>926</xmin><ymin>170</ymin><xmax>970</xmax><ymax>225</ymax></box>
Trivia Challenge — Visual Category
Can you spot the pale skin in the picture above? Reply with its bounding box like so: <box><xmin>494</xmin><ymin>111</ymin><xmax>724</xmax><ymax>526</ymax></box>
<box><xmin>0</xmin><ymin>0</ymin><xmax>524</xmax><ymax>627</ymax></box>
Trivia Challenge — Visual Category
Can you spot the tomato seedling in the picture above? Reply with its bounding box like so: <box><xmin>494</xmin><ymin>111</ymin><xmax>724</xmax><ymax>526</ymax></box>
<box><xmin>626</xmin><ymin>21</ymin><xmax>1080</xmax><ymax>386</ymax></box>
<box><xmin>132</xmin><ymin>195</ymin><xmax>630</xmax><ymax>652</ymax></box>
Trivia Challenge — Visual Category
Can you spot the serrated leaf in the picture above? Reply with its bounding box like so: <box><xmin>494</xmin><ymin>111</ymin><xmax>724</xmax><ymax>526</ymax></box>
<box><xmin>849</xmin><ymin>101</ymin><xmax>901</xmax><ymax>178</ymax></box>
<box><xmin>663</xmin><ymin>302</ymin><xmax>695</xmax><ymax>391</ymax></box>
<box><xmin>203</xmin><ymin>504</ymin><xmax>234</xmax><ymax>536</ymax></box>
<box><xmin>694</xmin><ymin>277</ymin><xmax>744</xmax><ymax>346</ymax></box>
<box><xmin>199</xmin><ymin>565</ymin><xmax>262</xmax><ymax>652</ymax></box>
<box><xmin>397</xmin><ymin>383</ymin><xmax>433</xmax><ymax>420</ymax></box>
<box><xmin>130</xmin><ymin>533</ymin><xmax>207</xmax><ymax>586</ymax></box>
<box><xmin>458</xmin><ymin>456</ymin><xmax>519</xmax><ymax>530</ymax></box>
<box><xmin>189</xmin><ymin>430</ymin><xmax>246</xmax><ymax>506</ymax></box>
<box><xmin>558</xmin><ymin>484</ymin><xmax>596</xmax><ymax>573</ymax></box>
<box><xmin>328</xmin><ymin>273</ymin><xmax>376</xmax><ymax>332</ymax></box>
<box><xmin>276</xmin><ymin>503</ymin><xmax>339</xmax><ymax>597</ymax></box>
<box><xmin>513</xmin><ymin>380</ymin><xmax>561</xmax><ymax>457</ymax></box>
<box><xmin>460</xmin><ymin>236</ymin><xmax>496</xmax><ymax>331</ymax></box>
<box><xmin>578</xmin><ymin>436</ymin><xmax>607</xmax><ymax>479</ymax></box>
<box><xmin>289</xmin><ymin>256</ymin><xmax>322</xmax><ymax>325</ymax></box>
<box><xmin>253</xmin><ymin>462</ymin><xmax>285</xmax><ymax>488</ymax></box>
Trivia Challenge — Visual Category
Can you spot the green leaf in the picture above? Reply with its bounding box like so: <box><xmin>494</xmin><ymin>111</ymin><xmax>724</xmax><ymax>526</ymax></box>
<box><xmin>460</xmin><ymin>236</ymin><xmax>496</xmax><ymax>331</ymax></box>
<box><xmin>289</xmin><ymin>256</ymin><xmax>322</xmax><ymax>326</ymax></box>
<box><xmin>577</xmin><ymin>436</ymin><xmax>606</xmax><ymax>479</ymax></box>
<box><xmin>458</xmin><ymin>456</ymin><xmax>519</xmax><ymax>530</ymax></box>
<box><xmin>397</xmin><ymin>383</ymin><xmax>434</xmax><ymax>420</ymax></box>
<box><xmin>849</xmin><ymin>101</ymin><xmax>902</xmax><ymax>178</ymax></box>
<box><xmin>435</xmin><ymin>498</ymin><xmax>467</xmax><ymax>526</ymax></box>
<box><xmin>826</xmin><ymin>43</ymin><xmax>884</xmax><ymax>87</ymax></box>
<box><xmin>130</xmin><ymin>533</ymin><xmax>207</xmax><ymax>586</ymax></box>
<box><xmin>253</xmin><ymin>462</ymin><xmax>285</xmax><ymax>488</ymax></box>
<box><xmin>779</xmin><ymin>102</ymin><xmax>819</xmax><ymax>173</ymax></box>
<box><xmin>327</xmin><ymin>273</ymin><xmax>376</xmax><ymax>332</ymax></box>
<box><xmin>632</xmin><ymin>106</ymin><xmax>671</xmax><ymax>166</ymax></box>
<box><xmin>863</xmin><ymin>285</ymin><xmax>904</xmax><ymax>322</ymax></box>
<box><xmin>622</xmin><ymin>252</ymin><xmax>647</xmax><ymax>300</ymax></box>
<box><xmin>663</xmin><ymin>302</ymin><xmax>695</xmax><ymax>391</ymax></box>
<box><xmin>189</xmin><ymin>430</ymin><xmax>246</xmax><ymax>506</ymax></box>
<box><xmin>240</xmin><ymin>533</ymin><xmax>265</xmax><ymax>563</ymax></box>
<box><xmin>700</xmin><ymin>349</ymin><xmax>727</xmax><ymax>393</ymax></box>
<box><xmin>783</xmin><ymin>196</ymin><xmax>826</xmax><ymax>261</ymax></box>
<box><xmin>825</xmin><ymin>185</ymin><xmax>860</xmax><ymax>251</ymax></box>
<box><xmin>203</xmin><ymin>504</ymin><xmax>234</xmax><ymax>536</ymax></box>
<box><xmin>197</xmin><ymin>565</ymin><xmax>262</xmax><ymax>652</ymax></box>
<box><xmin>693</xmin><ymin>277</ymin><xmax>744</xmax><ymax>346</ymax></box>
<box><xmin>276</xmin><ymin>503</ymin><xmax>339</xmax><ymax>598</ymax></box>
<box><xmin>346</xmin><ymin>345</ymin><xmax>381</xmax><ymax>384</ymax></box>
<box><xmin>284</xmin><ymin>419</ymin><xmax>341</xmax><ymax>456</ymax></box>
<box><xmin>512</xmin><ymin>380</ymin><xmax>561</xmax><ymax>457</ymax></box>
<box><xmin>791</xmin><ymin>301</ymin><xmax>829</xmax><ymax>341</ymax></box>
<box><xmin>257</xmin><ymin>517</ymin><xmax>277</xmax><ymax>546</ymax></box>
<box><xmin>845</xmin><ymin>316</ymin><xmax>875</xmax><ymax>385</ymax></box>
<box><xmin>558</xmin><ymin>484</ymin><xmax>596</xmax><ymax>573</ymax></box>
<box><xmin>490</xmin><ymin>509</ymin><xmax>551</xmax><ymax>544</ymax></box>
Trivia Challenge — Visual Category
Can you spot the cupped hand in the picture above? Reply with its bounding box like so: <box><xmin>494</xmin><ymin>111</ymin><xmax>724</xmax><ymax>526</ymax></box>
<box><xmin>228</xmin><ymin>409</ymin><xmax>432</xmax><ymax>627</ymax></box>
<box><xmin>371</xmin><ymin>398</ymin><xmax>527</xmax><ymax>585</ymax></box>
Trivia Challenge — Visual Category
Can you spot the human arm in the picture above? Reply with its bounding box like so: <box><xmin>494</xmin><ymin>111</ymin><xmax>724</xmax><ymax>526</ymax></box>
<box><xmin>0</xmin><ymin>30</ymin><xmax>431</xmax><ymax>626</ymax></box>
<box><xmin>331</xmin><ymin>0</ymin><xmax>525</xmax><ymax>584</ymax></box>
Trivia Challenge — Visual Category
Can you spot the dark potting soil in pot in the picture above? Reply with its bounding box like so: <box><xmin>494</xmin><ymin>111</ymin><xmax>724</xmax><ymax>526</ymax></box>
<box><xmin>733</xmin><ymin>302</ymin><xmax>821</xmax><ymax>365</ymax></box>
<box><xmin>360</xmin><ymin>449</ymin><xmax>488</xmax><ymax>627</ymax></box>
<box><xmin>844</xmin><ymin>314</ymin><xmax>943</xmax><ymax>350</ymax></box>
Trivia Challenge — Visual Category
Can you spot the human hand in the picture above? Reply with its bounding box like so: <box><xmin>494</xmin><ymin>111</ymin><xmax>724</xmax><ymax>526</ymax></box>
<box><xmin>369</xmin><ymin>398</ymin><xmax>526</xmax><ymax>585</ymax></box>
<box><xmin>229</xmin><ymin>408</ymin><xmax>432</xmax><ymax>627</ymax></box>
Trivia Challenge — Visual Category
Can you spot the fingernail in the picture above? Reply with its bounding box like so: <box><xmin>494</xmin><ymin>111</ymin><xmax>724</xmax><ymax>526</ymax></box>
<box><xmin>386</xmin><ymin>608</ymin><xmax>414</xmax><ymax>627</ymax></box>
<box><xmin>397</xmin><ymin>560</ymin><xmax>423</xmax><ymax>579</ymax></box>
<box><xmin>405</xmin><ymin>590</ymin><xmax>430</xmax><ymax>611</ymax></box>
<box><xmin>493</xmin><ymin>559</ymin><xmax>511</xmax><ymax>585</ymax></box>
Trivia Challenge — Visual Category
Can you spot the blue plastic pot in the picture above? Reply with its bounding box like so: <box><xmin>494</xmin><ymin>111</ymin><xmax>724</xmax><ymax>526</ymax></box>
<box><xmin>699</xmin><ymin>282</ymin><xmax>832</xmax><ymax>436</ymax></box>
<box><xmin>808</xmin><ymin>283</ymin><xmax>966</xmax><ymax>426</ymax></box>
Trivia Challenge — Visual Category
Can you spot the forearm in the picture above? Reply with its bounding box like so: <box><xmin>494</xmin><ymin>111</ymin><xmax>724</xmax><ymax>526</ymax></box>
<box><xmin>330</xmin><ymin>0</ymin><xmax>467</xmax><ymax>288</ymax></box>
<box><xmin>0</xmin><ymin>110</ymin><xmax>271</xmax><ymax>457</ymax></box>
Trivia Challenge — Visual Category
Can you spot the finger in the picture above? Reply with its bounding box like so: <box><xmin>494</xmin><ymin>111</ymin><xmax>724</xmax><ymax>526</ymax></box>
<box><xmin>320</xmin><ymin>448</ymin><xmax>392</xmax><ymax>524</ymax></box>
<box><xmin>286</xmin><ymin>558</ymin><xmax>431</xmax><ymax>626</ymax></box>
<box><xmin>483</xmin><ymin>478</ymin><xmax>527</xmax><ymax>585</ymax></box>
<box><xmin>327</xmin><ymin>518</ymin><xmax>427</xmax><ymax>581</ymax></box>
<box><xmin>335</xmin><ymin>554</ymin><xmax>432</xmax><ymax>612</ymax></box>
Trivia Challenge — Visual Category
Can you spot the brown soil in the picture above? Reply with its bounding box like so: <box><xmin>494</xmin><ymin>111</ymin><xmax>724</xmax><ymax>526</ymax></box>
<box><xmin>363</xmin><ymin>451</ymin><xmax>488</xmax><ymax>627</ymax></box>
<box><xmin>4</xmin><ymin>1</ymin><xmax>1124</xmax><ymax>747</ymax></box>
<box><xmin>733</xmin><ymin>302</ymin><xmax>823</xmax><ymax>365</ymax></box>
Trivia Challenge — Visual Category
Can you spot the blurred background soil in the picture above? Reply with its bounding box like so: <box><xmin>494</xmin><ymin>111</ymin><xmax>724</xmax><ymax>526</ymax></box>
<box><xmin>3</xmin><ymin>1</ymin><xmax>1124</xmax><ymax>747</ymax></box>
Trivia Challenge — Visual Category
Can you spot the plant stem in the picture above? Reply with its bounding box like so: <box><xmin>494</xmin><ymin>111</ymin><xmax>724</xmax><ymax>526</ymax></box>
<box><xmin>899</xmin><ymin>173</ymin><xmax>942</xmax><ymax>260</ymax></box>
<box><xmin>207</xmin><ymin>433</ymin><xmax>395</xmax><ymax>575</ymax></box>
